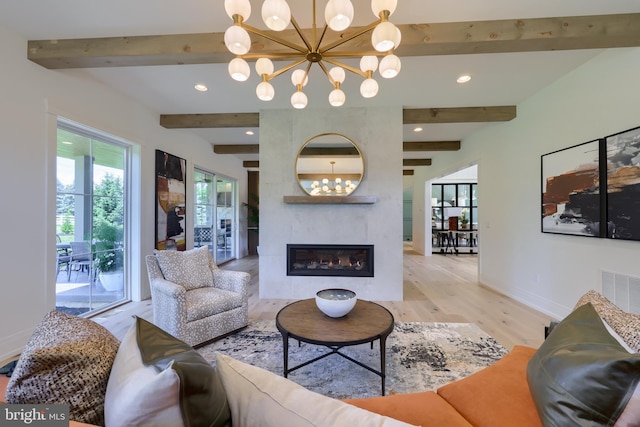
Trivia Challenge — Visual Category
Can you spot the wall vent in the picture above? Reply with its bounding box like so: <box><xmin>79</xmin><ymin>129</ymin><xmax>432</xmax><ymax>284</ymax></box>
<box><xmin>601</xmin><ymin>270</ymin><xmax>640</xmax><ymax>314</ymax></box>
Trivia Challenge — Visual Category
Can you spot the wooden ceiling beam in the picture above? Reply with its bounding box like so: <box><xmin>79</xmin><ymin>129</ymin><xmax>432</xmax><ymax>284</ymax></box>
<box><xmin>403</xmin><ymin>141</ymin><xmax>461</xmax><ymax>151</ymax></box>
<box><xmin>213</xmin><ymin>144</ymin><xmax>259</xmax><ymax>154</ymax></box>
<box><xmin>161</xmin><ymin>106</ymin><xmax>515</xmax><ymax>129</ymax></box>
<box><xmin>243</xmin><ymin>161</ymin><xmax>259</xmax><ymax>168</ymax></box>
<box><xmin>161</xmin><ymin>113</ymin><xmax>259</xmax><ymax>128</ymax></box>
<box><xmin>403</xmin><ymin>106</ymin><xmax>516</xmax><ymax>124</ymax></box>
<box><xmin>403</xmin><ymin>159</ymin><xmax>432</xmax><ymax>166</ymax></box>
<box><xmin>27</xmin><ymin>14</ymin><xmax>640</xmax><ymax>69</ymax></box>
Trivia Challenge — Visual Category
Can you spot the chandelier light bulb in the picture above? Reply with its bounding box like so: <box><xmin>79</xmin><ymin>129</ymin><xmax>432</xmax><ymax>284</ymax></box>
<box><xmin>224</xmin><ymin>25</ymin><xmax>251</xmax><ymax>55</ymax></box>
<box><xmin>329</xmin><ymin>88</ymin><xmax>346</xmax><ymax>107</ymax></box>
<box><xmin>255</xmin><ymin>57</ymin><xmax>274</xmax><ymax>76</ymax></box>
<box><xmin>224</xmin><ymin>0</ymin><xmax>251</xmax><ymax>21</ymax></box>
<box><xmin>291</xmin><ymin>69</ymin><xmax>309</xmax><ymax>87</ymax></box>
<box><xmin>256</xmin><ymin>81</ymin><xmax>275</xmax><ymax>101</ymax></box>
<box><xmin>324</xmin><ymin>0</ymin><xmax>355</xmax><ymax>32</ymax></box>
<box><xmin>360</xmin><ymin>78</ymin><xmax>379</xmax><ymax>98</ymax></box>
<box><xmin>371</xmin><ymin>21</ymin><xmax>401</xmax><ymax>52</ymax></box>
<box><xmin>262</xmin><ymin>0</ymin><xmax>291</xmax><ymax>31</ymax></box>
<box><xmin>360</xmin><ymin>55</ymin><xmax>379</xmax><ymax>73</ymax></box>
<box><xmin>379</xmin><ymin>54</ymin><xmax>401</xmax><ymax>78</ymax></box>
<box><xmin>329</xmin><ymin>67</ymin><xmax>346</xmax><ymax>84</ymax></box>
<box><xmin>291</xmin><ymin>91</ymin><xmax>308</xmax><ymax>109</ymax></box>
<box><xmin>371</xmin><ymin>0</ymin><xmax>397</xmax><ymax>17</ymax></box>
<box><xmin>335</xmin><ymin>177</ymin><xmax>342</xmax><ymax>184</ymax></box>
<box><xmin>228</xmin><ymin>57</ymin><xmax>250</xmax><ymax>81</ymax></box>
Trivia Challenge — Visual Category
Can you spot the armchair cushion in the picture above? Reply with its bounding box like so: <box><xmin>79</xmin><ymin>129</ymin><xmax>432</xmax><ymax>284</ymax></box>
<box><xmin>155</xmin><ymin>246</ymin><xmax>213</xmax><ymax>290</ymax></box>
<box><xmin>186</xmin><ymin>288</ymin><xmax>245</xmax><ymax>323</ymax></box>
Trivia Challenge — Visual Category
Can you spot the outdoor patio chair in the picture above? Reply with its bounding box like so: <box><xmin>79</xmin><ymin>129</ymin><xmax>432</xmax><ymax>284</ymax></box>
<box><xmin>68</xmin><ymin>241</ymin><xmax>93</xmax><ymax>281</ymax></box>
<box><xmin>145</xmin><ymin>246</ymin><xmax>250</xmax><ymax>347</ymax></box>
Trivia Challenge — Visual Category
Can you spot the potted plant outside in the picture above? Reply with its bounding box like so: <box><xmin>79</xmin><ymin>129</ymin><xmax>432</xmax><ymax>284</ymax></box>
<box><xmin>94</xmin><ymin>221</ymin><xmax>124</xmax><ymax>291</ymax></box>
<box><xmin>460</xmin><ymin>210</ymin><xmax>470</xmax><ymax>229</ymax></box>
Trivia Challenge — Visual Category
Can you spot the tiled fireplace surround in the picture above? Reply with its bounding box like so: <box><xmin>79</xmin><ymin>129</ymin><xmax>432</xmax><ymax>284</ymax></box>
<box><xmin>258</xmin><ymin>107</ymin><xmax>404</xmax><ymax>301</ymax></box>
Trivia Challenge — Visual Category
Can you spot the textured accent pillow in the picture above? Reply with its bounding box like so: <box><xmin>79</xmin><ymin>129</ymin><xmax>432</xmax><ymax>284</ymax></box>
<box><xmin>527</xmin><ymin>303</ymin><xmax>640</xmax><ymax>427</ymax></box>
<box><xmin>574</xmin><ymin>290</ymin><xmax>640</xmax><ymax>352</ymax></box>
<box><xmin>5</xmin><ymin>310</ymin><xmax>120</xmax><ymax>425</ymax></box>
<box><xmin>105</xmin><ymin>316</ymin><xmax>230</xmax><ymax>427</ymax></box>
<box><xmin>154</xmin><ymin>245</ymin><xmax>213</xmax><ymax>290</ymax></box>
<box><xmin>215</xmin><ymin>352</ymin><xmax>417</xmax><ymax>427</ymax></box>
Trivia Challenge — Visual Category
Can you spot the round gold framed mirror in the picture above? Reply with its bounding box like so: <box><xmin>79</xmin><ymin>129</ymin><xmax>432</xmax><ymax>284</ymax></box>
<box><xmin>295</xmin><ymin>133</ymin><xmax>364</xmax><ymax>196</ymax></box>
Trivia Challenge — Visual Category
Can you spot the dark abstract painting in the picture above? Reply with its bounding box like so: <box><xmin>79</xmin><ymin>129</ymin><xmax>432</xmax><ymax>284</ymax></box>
<box><xmin>541</xmin><ymin>140</ymin><xmax>602</xmax><ymax>237</ymax></box>
<box><xmin>606</xmin><ymin>126</ymin><xmax>640</xmax><ymax>241</ymax></box>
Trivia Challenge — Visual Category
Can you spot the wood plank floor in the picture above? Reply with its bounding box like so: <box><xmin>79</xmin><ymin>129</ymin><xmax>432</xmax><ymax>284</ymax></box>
<box><xmin>93</xmin><ymin>244</ymin><xmax>553</xmax><ymax>350</ymax></box>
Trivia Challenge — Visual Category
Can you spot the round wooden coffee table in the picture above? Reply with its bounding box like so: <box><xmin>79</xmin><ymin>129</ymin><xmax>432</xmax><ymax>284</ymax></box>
<box><xmin>275</xmin><ymin>298</ymin><xmax>394</xmax><ymax>395</ymax></box>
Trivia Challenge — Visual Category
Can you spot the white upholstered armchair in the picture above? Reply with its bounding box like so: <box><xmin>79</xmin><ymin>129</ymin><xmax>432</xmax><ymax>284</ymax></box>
<box><xmin>145</xmin><ymin>246</ymin><xmax>250</xmax><ymax>347</ymax></box>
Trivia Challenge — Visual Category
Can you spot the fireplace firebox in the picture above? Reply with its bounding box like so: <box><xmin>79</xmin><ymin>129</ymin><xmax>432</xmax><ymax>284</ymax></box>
<box><xmin>286</xmin><ymin>244</ymin><xmax>374</xmax><ymax>277</ymax></box>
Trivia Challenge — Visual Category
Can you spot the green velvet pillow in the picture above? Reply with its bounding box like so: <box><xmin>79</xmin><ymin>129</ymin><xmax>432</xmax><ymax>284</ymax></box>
<box><xmin>527</xmin><ymin>303</ymin><xmax>640</xmax><ymax>426</ymax></box>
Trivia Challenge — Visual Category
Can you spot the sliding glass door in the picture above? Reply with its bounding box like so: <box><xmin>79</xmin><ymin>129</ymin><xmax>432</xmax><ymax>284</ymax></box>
<box><xmin>194</xmin><ymin>169</ymin><xmax>236</xmax><ymax>264</ymax></box>
<box><xmin>55</xmin><ymin>119</ymin><xmax>129</xmax><ymax>316</ymax></box>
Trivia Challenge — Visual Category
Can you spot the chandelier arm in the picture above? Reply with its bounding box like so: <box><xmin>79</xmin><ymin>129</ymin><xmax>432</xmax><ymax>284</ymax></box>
<box><xmin>319</xmin><ymin>20</ymin><xmax>381</xmax><ymax>54</ymax></box>
<box><xmin>314</xmin><ymin>24</ymin><xmax>329</xmax><ymax>52</ymax></box>
<box><xmin>267</xmin><ymin>58</ymin><xmax>308</xmax><ymax>80</ymax></box>
<box><xmin>322</xmin><ymin>58</ymin><xmax>368</xmax><ymax>79</ymax></box>
<box><xmin>240</xmin><ymin>22</ymin><xmax>308</xmax><ymax>54</ymax></box>
<box><xmin>240</xmin><ymin>52</ymin><xmax>307</xmax><ymax>60</ymax></box>
<box><xmin>289</xmin><ymin>16</ymin><xmax>314</xmax><ymax>53</ymax></box>
<box><xmin>323</xmin><ymin>50</ymin><xmax>389</xmax><ymax>58</ymax></box>
<box><xmin>317</xmin><ymin>61</ymin><xmax>337</xmax><ymax>86</ymax></box>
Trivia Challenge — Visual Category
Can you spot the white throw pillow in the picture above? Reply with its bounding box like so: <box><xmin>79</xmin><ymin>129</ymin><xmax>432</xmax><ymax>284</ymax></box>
<box><xmin>154</xmin><ymin>245</ymin><xmax>212</xmax><ymax>290</ymax></box>
<box><xmin>215</xmin><ymin>352</ymin><xmax>418</xmax><ymax>427</ymax></box>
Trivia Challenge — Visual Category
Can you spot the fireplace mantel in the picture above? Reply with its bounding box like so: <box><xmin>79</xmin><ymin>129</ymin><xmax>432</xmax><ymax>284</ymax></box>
<box><xmin>283</xmin><ymin>195</ymin><xmax>376</xmax><ymax>204</ymax></box>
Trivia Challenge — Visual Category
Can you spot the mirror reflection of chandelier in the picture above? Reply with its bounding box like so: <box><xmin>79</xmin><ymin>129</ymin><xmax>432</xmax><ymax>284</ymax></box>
<box><xmin>310</xmin><ymin>161</ymin><xmax>357</xmax><ymax>195</ymax></box>
<box><xmin>223</xmin><ymin>0</ymin><xmax>402</xmax><ymax>109</ymax></box>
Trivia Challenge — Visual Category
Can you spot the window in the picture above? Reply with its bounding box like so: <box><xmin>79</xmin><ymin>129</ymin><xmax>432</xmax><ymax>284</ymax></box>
<box><xmin>55</xmin><ymin>119</ymin><xmax>130</xmax><ymax>316</ymax></box>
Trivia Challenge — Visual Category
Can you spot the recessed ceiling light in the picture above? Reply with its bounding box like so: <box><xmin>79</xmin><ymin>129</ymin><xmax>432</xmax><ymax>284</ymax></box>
<box><xmin>245</xmin><ymin>130</ymin><xmax>254</xmax><ymax>136</ymax></box>
<box><xmin>413</xmin><ymin>127</ymin><xmax>423</xmax><ymax>132</ymax></box>
<box><xmin>457</xmin><ymin>75</ymin><xmax>471</xmax><ymax>83</ymax></box>
<box><xmin>194</xmin><ymin>84</ymin><xmax>208</xmax><ymax>92</ymax></box>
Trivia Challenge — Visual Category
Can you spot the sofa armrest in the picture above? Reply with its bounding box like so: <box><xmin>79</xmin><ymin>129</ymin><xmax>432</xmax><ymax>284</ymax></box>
<box><xmin>150</xmin><ymin>277</ymin><xmax>186</xmax><ymax>298</ymax></box>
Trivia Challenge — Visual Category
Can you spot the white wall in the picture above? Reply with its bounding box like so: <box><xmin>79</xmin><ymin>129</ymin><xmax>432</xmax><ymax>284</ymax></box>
<box><xmin>0</xmin><ymin>24</ymin><xmax>249</xmax><ymax>360</ymax></box>
<box><xmin>413</xmin><ymin>47</ymin><xmax>640</xmax><ymax>319</ymax></box>
<box><xmin>258</xmin><ymin>107</ymin><xmax>404</xmax><ymax>301</ymax></box>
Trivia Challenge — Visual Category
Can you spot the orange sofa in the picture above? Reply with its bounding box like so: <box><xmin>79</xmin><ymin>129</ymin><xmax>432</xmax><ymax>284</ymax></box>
<box><xmin>2</xmin><ymin>345</ymin><xmax>541</xmax><ymax>427</ymax></box>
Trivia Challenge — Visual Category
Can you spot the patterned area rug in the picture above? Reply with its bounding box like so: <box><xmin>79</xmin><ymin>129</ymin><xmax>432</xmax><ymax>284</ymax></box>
<box><xmin>197</xmin><ymin>320</ymin><xmax>508</xmax><ymax>399</ymax></box>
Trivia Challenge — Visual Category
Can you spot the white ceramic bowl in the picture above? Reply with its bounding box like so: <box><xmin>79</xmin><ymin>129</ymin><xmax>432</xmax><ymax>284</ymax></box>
<box><xmin>315</xmin><ymin>288</ymin><xmax>357</xmax><ymax>318</ymax></box>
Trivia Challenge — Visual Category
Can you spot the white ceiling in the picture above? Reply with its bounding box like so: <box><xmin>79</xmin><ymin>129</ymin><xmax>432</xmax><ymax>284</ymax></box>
<box><xmin>2</xmin><ymin>0</ymin><xmax>639</xmax><ymax>164</ymax></box>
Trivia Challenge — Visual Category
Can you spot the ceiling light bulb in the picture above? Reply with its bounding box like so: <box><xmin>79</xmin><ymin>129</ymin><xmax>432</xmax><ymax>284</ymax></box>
<box><xmin>291</xmin><ymin>69</ymin><xmax>308</xmax><ymax>87</ymax></box>
<box><xmin>372</xmin><ymin>21</ymin><xmax>401</xmax><ymax>52</ymax></box>
<box><xmin>324</xmin><ymin>0</ymin><xmax>354</xmax><ymax>31</ymax></box>
<box><xmin>379</xmin><ymin>54</ymin><xmax>401</xmax><ymax>78</ymax></box>
<box><xmin>360</xmin><ymin>78</ymin><xmax>379</xmax><ymax>98</ymax></box>
<box><xmin>457</xmin><ymin>75</ymin><xmax>472</xmax><ymax>83</ymax></box>
<box><xmin>262</xmin><ymin>0</ymin><xmax>291</xmax><ymax>31</ymax></box>
<box><xmin>291</xmin><ymin>91</ymin><xmax>308</xmax><ymax>109</ymax></box>
<box><xmin>360</xmin><ymin>55</ymin><xmax>379</xmax><ymax>73</ymax></box>
<box><xmin>194</xmin><ymin>83</ymin><xmax>208</xmax><ymax>92</ymax></box>
<box><xmin>228</xmin><ymin>58</ymin><xmax>250</xmax><ymax>81</ymax></box>
<box><xmin>371</xmin><ymin>0</ymin><xmax>397</xmax><ymax>17</ymax></box>
<box><xmin>256</xmin><ymin>81</ymin><xmax>275</xmax><ymax>101</ymax></box>
<box><xmin>224</xmin><ymin>25</ymin><xmax>251</xmax><ymax>55</ymax></box>
<box><xmin>255</xmin><ymin>57</ymin><xmax>274</xmax><ymax>76</ymax></box>
<box><xmin>224</xmin><ymin>0</ymin><xmax>251</xmax><ymax>21</ymax></box>
<box><xmin>329</xmin><ymin>88</ymin><xmax>346</xmax><ymax>106</ymax></box>
<box><xmin>329</xmin><ymin>67</ymin><xmax>346</xmax><ymax>84</ymax></box>
<box><xmin>322</xmin><ymin>178</ymin><xmax>329</xmax><ymax>185</ymax></box>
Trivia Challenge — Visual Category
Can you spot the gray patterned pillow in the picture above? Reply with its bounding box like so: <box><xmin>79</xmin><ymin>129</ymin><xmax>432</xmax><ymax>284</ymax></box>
<box><xmin>574</xmin><ymin>290</ymin><xmax>640</xmax><ymax>352</ymax></box>
<box><xmin>5</xmin><ymin>310</ymin><xmax>120</xmax><ymax>425</ymax></box>
<box><xmin>155</xmin><ymin>245</ymin><xmax>213</xmax><ymax>290</ymax></box>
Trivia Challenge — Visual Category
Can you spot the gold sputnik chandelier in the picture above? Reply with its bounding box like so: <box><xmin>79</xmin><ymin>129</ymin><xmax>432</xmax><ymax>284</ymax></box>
<box><xmin>223</xmin><ymin>0</ymin><xmax>402</xmax><ymax>109</ymax></box>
